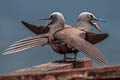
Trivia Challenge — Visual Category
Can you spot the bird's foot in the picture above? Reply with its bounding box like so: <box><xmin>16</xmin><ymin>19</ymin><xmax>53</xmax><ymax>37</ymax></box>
<box><xmin>64</xmin><ymin>57</ymin><xmax>76</xmax><ymax>62</ymax></box>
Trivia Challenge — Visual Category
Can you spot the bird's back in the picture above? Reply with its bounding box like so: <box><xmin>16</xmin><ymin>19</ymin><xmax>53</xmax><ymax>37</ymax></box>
<box><xmin>49</xmin><ymin>27</ymin><xmax>80</xmax><ymax>54</ymax></box>
<box><xmin>55</xmin><ymin>27</ymin><xmax>86</xmax><ymax>40</ymax></box>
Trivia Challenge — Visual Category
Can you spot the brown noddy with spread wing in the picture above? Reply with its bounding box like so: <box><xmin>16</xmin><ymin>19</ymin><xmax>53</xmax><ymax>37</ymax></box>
<box><xmin>39</xmin><ymin>12</ymin><xmax>107</xmax><ymax>65</ymax></box>
<box><xmin>2</xmin><ymin>12</ymin><xmax>108</xmax><ymax>65</ymax></box>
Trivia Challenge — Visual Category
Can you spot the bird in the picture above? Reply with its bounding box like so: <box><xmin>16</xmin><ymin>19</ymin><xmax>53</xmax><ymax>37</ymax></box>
<box><xmin>38</xmin><ymin>12</ymin><xmax>107</xmax><ymax>65</ymax></box>
<box><xmin>2</xmin><ymin>12</ymin><xmax>108</xmax><ymax>65</ymax></box>
<box><xmin>77</xmin><ymin>12</ymin><xmax>104</xmax><ymax>32</ymax></box>
<box><xmin>21</xmin><ymin>12</ymin><xmax>108</xmax><ymax>45</ymax></box>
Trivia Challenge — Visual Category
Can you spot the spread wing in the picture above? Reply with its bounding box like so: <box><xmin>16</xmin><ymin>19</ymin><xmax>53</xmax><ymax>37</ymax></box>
<box><xmin>55</xmin><ymin>30</ymin><xmax>107</xmax><ymax>65</ymax></box>
<box><xmin>21</xmin><ymin>21</ymin><xmax>50</xmax><ymax>35</ymax></box>
<box><xmin>86</xmin><ymin>32</ymin><xmax>109</xmax><ymax>44</ymax></box>
<box><xmin>2</xmin><ymin>34</ymin><xmax>49</xmax><ymax>55</ymax></box>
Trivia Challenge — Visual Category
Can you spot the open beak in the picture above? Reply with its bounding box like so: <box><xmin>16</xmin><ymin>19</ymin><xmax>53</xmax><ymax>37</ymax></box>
<box><xmin>91</xmin><ymin>18</ymin><xmax>105</xmax><ymax>32</ymax></box>
<box><xmin>40</xmin><ymin>21</ymin><xmax>49</xmax><ymax>32</ymax></box>
<box><xmin>93</xmin><ymin>18</ymin><xmax>105</xmax><ymax>22</ymax></box>
<box><xmin>39</xmin><ymin>18</ymin><xmax>51</xmax><ymax>20</ymax></box>
<box><xmin>92</xmin><ymin>22</ymin><xmax>101</xmax><ymax>32</ymax></box>
<box><xmin>39</xmin><ymin>18</ymin><xmax>52</xmax><ymax>31</ymax></box>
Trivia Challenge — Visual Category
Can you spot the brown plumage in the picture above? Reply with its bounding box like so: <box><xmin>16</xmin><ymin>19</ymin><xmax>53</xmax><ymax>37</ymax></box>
<box><xmin>2</xmin><ymin>12</ymin><xmax>108</xmax><ymax>66</ymax></box>
<box><xmin>21</xmin><ymin>21</ymin><xmax>108</xmax><ymax>45</ymax></box>
<box><xmin>21</xmin><ymin>21</ymin><xmax>49</xmax><ymax>35</ymax></box>
<box><xmin>39</xmin><ymin>12</ymin><xmax>107</xmax><ymax>65</ymax></box>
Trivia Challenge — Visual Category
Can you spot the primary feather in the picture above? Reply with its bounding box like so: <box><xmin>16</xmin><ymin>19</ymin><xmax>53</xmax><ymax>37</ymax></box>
<box><xmin>2</xmin><ymin>34</ymin><xmax>49</xmax><ymax>55</ymax></box>
<box><xmin>55</xmin><ymin>28</ymin><xmax>107</xmax><ymax>65</ymax></box>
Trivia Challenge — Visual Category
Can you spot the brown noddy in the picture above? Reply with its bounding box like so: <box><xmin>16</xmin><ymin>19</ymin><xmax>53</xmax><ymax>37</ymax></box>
<box><xmin>39</xmin><ymin>12</ymin><xmax>107</xmax><ymax>65</ymax></box>
<box><xmin>2</xmin><ymin>12</ymin><xmax>108</xmax><ymax>65</ymax></box>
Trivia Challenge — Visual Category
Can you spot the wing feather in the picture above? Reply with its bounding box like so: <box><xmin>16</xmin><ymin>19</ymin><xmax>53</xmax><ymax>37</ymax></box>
<box><xmin>86</xmin><ymin>32</ymin><xmax>109</xmax><ymax>44</ymax></box>
<box><xmin>2</xmin><ymin>35</ymin><xmax>48</xmax><ymax>55</ymax></box>
<box><xmin>66</xmin><ymin>37</ymin><xmax>107</xmax><ymax>65</ymax></box>
<box><xmin>21</xmin><ymin>21</ymin><xmax>50</xmax><ymax>35</ymax></box>
<box><xmin>55</xmin><ymin>29</ymin><xmax>107</xmax><ymax>65</ymax></box>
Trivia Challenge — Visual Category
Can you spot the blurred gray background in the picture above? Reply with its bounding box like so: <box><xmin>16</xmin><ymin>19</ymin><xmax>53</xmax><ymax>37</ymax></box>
<box><xmin>0</xmin><ymin>0</ymin><xmax>119</xmax><ymax>74</ymax></box>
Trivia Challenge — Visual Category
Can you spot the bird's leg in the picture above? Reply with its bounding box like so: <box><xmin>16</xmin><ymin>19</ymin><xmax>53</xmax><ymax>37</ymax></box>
<box><xmin>74</xmin><ymin>53</ymin><xmax>77</xmax><ymax>62</ymax></box>
<box><xmin>64</xmin><ymin>54</ymin><xmax>67</xmax><ymax>62</ymax></box>
<box><xmin>53</xmin><ymin>40</ymin><xmax>61</xmax><ymax>44</ymax></box>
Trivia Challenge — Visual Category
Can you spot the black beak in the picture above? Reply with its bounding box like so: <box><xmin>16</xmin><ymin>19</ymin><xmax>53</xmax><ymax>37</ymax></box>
<box><xmin>93</xmin><ymin>18</ymin><xmax>105</xmax><ymax>22</ymax></box>
<box><xmin>39</xmin><ymin>18</ymin><xmax>51</xmax><ymax>20</ymax></box>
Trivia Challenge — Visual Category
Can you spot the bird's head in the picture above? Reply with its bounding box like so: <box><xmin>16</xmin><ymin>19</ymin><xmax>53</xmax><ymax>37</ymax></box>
<box><xmin>78</xmin><ymin>12</ymin><xmax>105</xmax><ymax>32</ymax></box>
<box><xmin>40</xmin><ymin>12</ymin><xmax>65</xmax><ymax>29</ymax></box>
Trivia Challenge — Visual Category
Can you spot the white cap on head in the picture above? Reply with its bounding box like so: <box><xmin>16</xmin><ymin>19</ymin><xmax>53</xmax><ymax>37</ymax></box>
<box><xmin>78</xmin><ymin>12</ymin><xmax>96</xmax><ymax>18</ymax></box>
<box><xmin>49</xmin><ymin>12</ymin><xmax>65</xmax><ymax>22</ymax></box>
<box><xmin>50</xmin><ymin>12</ymin><xmax>63</xmax><ymax>17</ymax></box>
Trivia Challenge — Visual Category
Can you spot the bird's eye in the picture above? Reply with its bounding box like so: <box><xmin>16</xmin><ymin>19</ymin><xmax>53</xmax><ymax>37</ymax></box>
<box><xmin>50</xmin><ymin>15</ymin><xmax>54</xmax><ymax>19</ymax></box>
<box><xmin>90</xmin><ymin>15</ymin><xmax>94</xmax><ymax>18</ymax></box>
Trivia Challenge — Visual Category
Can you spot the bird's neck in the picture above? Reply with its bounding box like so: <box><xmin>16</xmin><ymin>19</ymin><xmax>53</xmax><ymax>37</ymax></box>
<box><xmin>49</xmin><ymin>22</ymin><xmax>64</xmax><ymax>50</ymax></box>
<box><xmin>77</xmin><ymin>21</ymin><xmax>92</xmax><ymax>32</ymax></box>
<box><xmin>50</xmin><ymin>22</ymin><xmax>64</xmax><ymax>33</ymax></box>
<box><xmin>49</xmin><ymin>22</ymin><xmax>64</xmax><ymax>39</ymax></box>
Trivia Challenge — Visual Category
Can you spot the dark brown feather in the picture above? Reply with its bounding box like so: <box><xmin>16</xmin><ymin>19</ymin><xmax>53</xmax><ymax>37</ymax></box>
<box><xmin>21</xmin><ymin>21</ymin><xmax>109</xmax><ymax>45</ymax></box>
<box><xmin>86</xmin><ymin>32</ymin><xmax>109</xmax><ymax>44</ymax></box>
<box><xmin>21</xmin><ymin>21</ymin><xmax>50</xmax><ymax>35</ymax></box>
